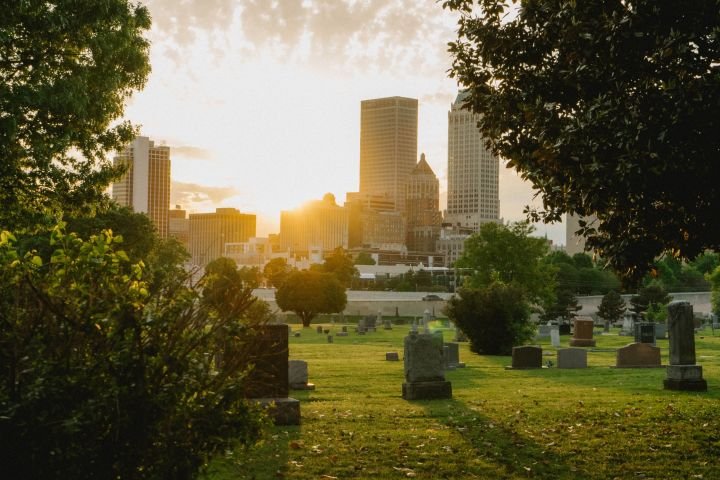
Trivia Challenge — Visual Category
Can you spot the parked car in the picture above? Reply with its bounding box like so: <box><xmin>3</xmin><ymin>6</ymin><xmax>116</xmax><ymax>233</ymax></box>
<box><xmin>422</xmin><ymin>294</ymin><xmax>443</xmax><ymax>301</ymax></box>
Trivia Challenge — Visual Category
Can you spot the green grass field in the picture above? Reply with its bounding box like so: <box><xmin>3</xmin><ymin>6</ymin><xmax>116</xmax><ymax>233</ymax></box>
<box><xmin>204</xmin><ymin>323</ymin><xmax>720</xmax><ymax>479</ymax></box>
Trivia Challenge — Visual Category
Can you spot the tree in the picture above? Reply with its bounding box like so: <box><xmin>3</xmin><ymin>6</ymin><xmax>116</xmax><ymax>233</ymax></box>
<box><xmin>0</xmin><ymin>225</ymin><xmax>266</xmax><ymax>479</ymax></box>
<box><xmin>275</xmin><ymin>271</ymin><xmax>347</xmax><ymax>327</ymax></box>
<box><xmin>1</xmin><ymin>1</ymin><xmax>151</xmax><ymax>229</ymax></box>
<box><xmin>540</xmin><ymin>288</ymin><xmax>581</xmax><ymax>325</ymax></box>
<box><xmin>321</xmin><ymin>247</ymin><xmax>358</xmax><ymax>287</ymax></box>
<box><xmin>263</xmin><ymin>257</ymin><xmax>294</xmax><ymax>288</ymax></box>
<box><xmin>354</xmin><ymin>252</ymin><xmax>376</xmax><ymax>265</ymax></box>
<box><xmin>630</xmin><ymin>283</ymin><xmax>671</xmax><ymax>321</ymax></box>
<box><xmin>455</xmin><ymin>222</ymin><xmax>554</xmax><ymax>304</ymax></box>
<box><xmin>445</xmin><ymin>283</ymin><xmax>534</xmax><ymax>355</ymax></box>
<box><xmin>446</xmin><ymin>0</ymin><xmax>720</xmax><ymax>282</ymax></box>
<box><xmin>597</xmin><ymin>290</ymin><xmax>627</xmax><ymax>331</ymax></box>
<box><xmin>706</xmin><ymin>266</ymin><xmax>720</xmax><ymax>316</ymax></box>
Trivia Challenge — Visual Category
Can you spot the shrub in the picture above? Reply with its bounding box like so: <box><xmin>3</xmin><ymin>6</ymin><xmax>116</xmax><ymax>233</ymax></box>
<box><xmin>0</xmin><ymin>225</ymin><xmax>267</xmax><ymax>479</ymax></box>
<box><xmin>444</xmin><ymin>283</ymin><xmax>534</xmax><ymax>355</ymax></box>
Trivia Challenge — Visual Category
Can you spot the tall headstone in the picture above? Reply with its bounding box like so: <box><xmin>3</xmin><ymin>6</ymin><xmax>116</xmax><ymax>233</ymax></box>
<box><xmin>570</xmin><ymin>317</ymin><xmax>596</xmax><ymax>347</ymax></box>
<box><xmin>402</xmin><ymin>333</ymin><xmax>452</xmax><ymax>400</ymax></box>
<box><xmin>550</xmin><ymin>326</ymin><xmax>561</xmax><ymax>348</ymax></box>
<box><xmin>244</xmin><ymin>324</ymin><xmax>300</xmax><ymax>425</ymax></box>
<box><xmin>422</xmin><ymin>309</ymin><xmax>432</xmax><ymax>334</ymax></box>
<box><xmin>664</xmin><ymin>301</ymin><xmax>707</xmax><ymax>391</ymax></box>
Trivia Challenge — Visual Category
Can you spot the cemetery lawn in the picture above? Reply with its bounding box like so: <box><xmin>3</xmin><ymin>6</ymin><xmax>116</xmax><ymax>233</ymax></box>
<box><xmin>203</xmin><ymin>323</ymin><xmax>720</xmax><ymax>480</ymax></box>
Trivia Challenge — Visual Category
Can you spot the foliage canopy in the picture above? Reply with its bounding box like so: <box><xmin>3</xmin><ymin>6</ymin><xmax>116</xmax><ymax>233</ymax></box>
<box><xmin>0</xmin><ymin>0</ymin><xmax>151</xmax><ymax>228</ymax></box>
<box><xmin>0</xmin><ymin>225</ymin><xmax>266</xmax><ymax>479</ymax></box>
<box><xmin>445</xmin><ymin>283</ymin><xmax>534</xmax><ymax>355</ymax></box>
<box><xmin>455</xmin><ymin>222</ymin><xmax>553</xmax><ymax>304</ymax></box>
<box><xmin>275</xmin><ymin>270</ymin><xmax>347</xmax><ymax>327</ymax></box>
<box><xmin>445</xmin><ymin>0</ymin><xmax>720</xmax><ymax>281</ymax></box>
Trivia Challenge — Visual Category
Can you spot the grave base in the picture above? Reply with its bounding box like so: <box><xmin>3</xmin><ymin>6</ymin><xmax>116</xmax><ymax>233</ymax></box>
<box><xmin>569</xmin><ymin>338</ymin><xmax>596</xmax><ymax>347</ymax></box>
<box><xmin>402</xmin><ymin>381</ymin><xmax>452</xmax><ymax>400</ymax></box>
<box><xmin>664</xmin><ymin>365</ymin><xmax>707</xmax><ymax>391</ymax></box>
<box><xmin>664</xmin><ymin>378</ymin><xmax>708</xmax><ymax>391</ymax></box>
<box><xmin>289</xmin><ymin>382</ymin><xmax>315</xmax><ymax>391</ymax></box>
<box><xmin>253</xmin><ymin>397</ymin><xmax>301</xmax><ymax>425</ymax></box>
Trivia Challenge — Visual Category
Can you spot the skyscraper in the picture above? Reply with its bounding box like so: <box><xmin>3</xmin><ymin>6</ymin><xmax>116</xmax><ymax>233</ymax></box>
<box><xmin>445</xmin><ymin>91</ymin><xmax>499</xmax><ymax>231</ymax></box>
<box><xmin>359</xmin><ymin>96</ymin><xmax>418</xmax><ymax>212</ymax></box>
<box><xmin>189</xmin><ymin>208</ymin><xmax>256</xmax><ymax>267</ymax></box>
<box><xmin>405</xmin><ymin>153</ymin><xmax>442</xmax><ymax>252</ymax></box>
<box><xmin>280</xmin><ymin>194</ymin><xmax>349</xmax><ymax>255</ymax></box>
<box><xmin>112</xmin><ymin>136</ymin><xmax>171</xmax><ymax>237</ymax></box>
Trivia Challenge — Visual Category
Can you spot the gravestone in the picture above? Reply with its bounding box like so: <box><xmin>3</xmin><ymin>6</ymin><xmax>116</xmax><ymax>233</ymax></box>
<box><xmin>634</xmin><ymin>322</ymin><xmax>657</xmax><ymax>345</ymax></box>
<box><xmin>323</xmin><ymin>329</ymin><xmax>330</xmax><ymax>334</ymax></box>
<box><xmin>365</xmin><ymin>315</ymin><xmax>376</xmax><ymax>330</ymax></box>
<box><xmin>327</xmin><ymin>335</ymin><xmax>333</xmax><ymax>343</ymax></box>
<box><xmin>293</xmin><ymin>331</ymin><xmax>301</xmax><ymax>338</ymax></box>
<box><xmin>422</xmin><ymin>310</ymin><xmax>432</xmax><ymax>334</ymax></box>
<box><xmin>664</xmin><ymin>301</ymin><xmax>707</xmax><ymax>391</ymax></box>
<box><xmin>537</xmin><ymin>325</ymin><xmax>551</xmax><ymax>338</ymax></box>
<box><xmin>454</xmin><ymin>328</ymin><xmax>468</xmax><ymax>342</ymax></box>
<box><xmin>316</xmin><ymin>326</ymin><xmax>323</xmax><ymax>334</ymax></box>
<box><xmin>402</xmin><ymin>333</ymin><xmax>452</xmax><ymax>400</ymax></box>
<box><xmin>557</xmin><ymin>348</ymin><xmax>587</xmax><ymax>369</ymax></box>
<box><xmin>550</xmin><ymin>326</ymin><xmax>561</xmax><ymax>348</ymax></box>
<box><xmin>244</xmin><ymin>324</ymin><xmax>300</xmax><ymax>425</ymax></box>
<box><xmin>342</xmin><ymin>326</ymin><xmax>348</xmax><ymax>333</ymax></box>
<box><xmin>620</xmin><ymin>315</ymin><xmax>635</xmax><ymax>336</ymax></box>
<box><xmin>288</xmin><ymin>359</ymin><xmax>315</xmax><ymax>390</ymax></box>
<box><xmin>336</xmin><ymin>331</ymin><xmax>348</xmax><ymax>337</ymax></box>
<box><xmin>570</xmin><ymin>317</ymin><xmax>596</xmax><ymax>347</ymax></box>
<box><xmin>357</xmin><ymin>317</ymin><xmax>366</xmax><ymax>332</ymax></box>
<box><xmin>444</xmin><ymin>342</ymin><xmax>465</xmax><ymax>368</ymax></box>
<box><xmin>615</xmin><ymin>343</ymin><xmax>662</xmax><ymax>368</ymax></box>
<box><xmin>386</xmin><ymin>352</ymin><xmax>399</xmax><ymax>361</ymax></box>
<box><xmin>507</xmin><ymin>346</ymin><xmax>543</xmax><ymax>369</ymax></box>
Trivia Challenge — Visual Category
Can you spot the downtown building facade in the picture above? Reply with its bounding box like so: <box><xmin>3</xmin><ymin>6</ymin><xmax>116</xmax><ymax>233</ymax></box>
<box><xmin>359</xmin><ymin>96</ymin><xmax>418</xmax><ymax>213</ymax></box>
<box><xmin>188</xmin><ymin>208</ymin><xmax>256</xmax><ymax>267</ymax></box>
<box><xmin>112</xmin><ymin>136</ymin><xmax>171</xmax><ymax>237</ymax></box>
<box><xmin>279</xmin><ymin>194</ymin><xmax>349</xmax><ymax>256</ymax></box>
<box><xmin>445</xmin><ymin>91</ymin><xmax>499</xmax><ymax>231</ymax></box>
<box><xmin>405</xmin><ymin>153</ymin><xmax>442</xmax><ymax>253</ymax></box>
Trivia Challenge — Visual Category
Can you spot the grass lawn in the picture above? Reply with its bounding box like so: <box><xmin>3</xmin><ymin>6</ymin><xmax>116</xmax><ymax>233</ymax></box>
<box><xmin>203</xmin><ymin>323</ymin><xmax>720</xmax><ymax>479</ymax></box>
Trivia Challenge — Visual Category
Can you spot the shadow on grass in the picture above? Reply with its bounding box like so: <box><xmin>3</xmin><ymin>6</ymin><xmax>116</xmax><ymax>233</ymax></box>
<box><xmin>412</xmin><ymin>397</ymin><xmax>579</xmax><ymax>479</ymax></box>
<box><xmin>202</xmin><ymin>426</ymin><xmax>301</xmax><ymax>480</ymax></box>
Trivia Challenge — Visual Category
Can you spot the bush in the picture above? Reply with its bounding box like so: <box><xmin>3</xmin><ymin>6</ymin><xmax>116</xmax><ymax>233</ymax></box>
<box><xmin>444</xmin><ymin>283</ymin><xmax>534</xmax><ymax>355</ymax></box>
<box><xmin>0</xmin><ymin>225</ymin><xmax>267</xmax><ymax>479</ymax></box>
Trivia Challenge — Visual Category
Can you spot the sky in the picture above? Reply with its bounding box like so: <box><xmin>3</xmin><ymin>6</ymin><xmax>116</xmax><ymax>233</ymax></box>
<box><xmin>122</xmin><ymin>0</ymin><xmax>566</xmax><ymax>246</ymax></box>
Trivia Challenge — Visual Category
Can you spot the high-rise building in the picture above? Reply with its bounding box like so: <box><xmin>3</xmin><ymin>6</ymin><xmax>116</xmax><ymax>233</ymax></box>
<box><xmin>188</xmin><ymin>208</ymin><xmax>256</xmax><ymax>267</ymax></box>
<box><xmin>168</xmin><ymin>205</ymin><xmax>189</xmax><ymax>251</ymax></box>
<box><xmin>280</xmin><ymin>194</ymin><xmax>348</xmax><ymax>256</ymax></box>
<box><xmin>345</xmin><ymin>192</ymin><xmax>405</xmax><ymax>252</ymax></box>
<box><xmin>445</xmin><ymin>91</ymin><xmax>499</xmax><ymax>231</ymax></box>
<box><xmin>405</xmin><ymin>153</ymin><xmax>442</xmax><ymax>252</ymax></box>
<box><xmin>112</xmin><ymin>136</ymin><xmax>171</xmax><ymax>237</ymax></box>
<box><xmin>359</xmin><ymin>96</ymin><xmax>418</xmax><ymax>212</ymax></box>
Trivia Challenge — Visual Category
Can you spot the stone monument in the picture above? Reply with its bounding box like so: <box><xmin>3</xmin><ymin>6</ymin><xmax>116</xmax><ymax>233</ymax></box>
<box><xmin>634</xmin><ymin>322</ymin><xmax>657</xmax><ymax>345</ymax></box>
<box><xmin>444</xmin><ymin>342</ymin><xmax>465</xmax><ymax>369</ymax></box>
<box><xmin>664</xmin><ymin>301</ymin><xmax>707</xmax><ymax>391</ymax></box>
<box><xmin>570</xmin><ymin>317</ymin><xmax>596</xmax><ymax>347</ymax></box>
<box><xmin>615</xmin><ymin>343</ymin><xmax>662</xmax><ymax>368</ymax></box>
<box><xmin>402</xmin><ymin>332</ymin><xmax>452</xmax><ymax>400</ymax></box>
<box><xmin>507</xmin><ymin>346</ymin><xmax>543</xmax><ymax>369</ymax></box>
<box><xmin>244</xmin><ymin>324</ymin><xmax>300</xmax><ymax>425</ymax></box>
<box><xmin>288</xmin><ymin>359</ymin><xmax>315</xmax><ymax>390</ymax></box>
<box><xmin>557</xmin><ymin>348</ymin><xmax>587</xmax><ymax>369</ymax></box>
<box><xmin>550</xmin><ymin>326</ymin><xmax>561</xmax><ymax>348</ymax></box>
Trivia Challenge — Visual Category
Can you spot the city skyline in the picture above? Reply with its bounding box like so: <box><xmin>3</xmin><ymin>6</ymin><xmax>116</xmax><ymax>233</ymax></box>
<box><xmin>119</xmin><ymin>1</ymin><xmax>566</xmax><ymax>245</ymax></box>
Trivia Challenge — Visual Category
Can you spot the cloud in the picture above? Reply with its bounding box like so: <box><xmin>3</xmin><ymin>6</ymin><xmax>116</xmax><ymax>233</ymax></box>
<box><xmin>143</xmin><ymin>0</ymin><xmax>458</xmax><ymax>73</ymax></box>
<box><xmin>172</xmin><ymin>145</ymin><xmax>214</xmax><ymax>160</ymax></box>
<box><xmin>171</xmin><ymin>181</ymin><xmax>240</xmax><ymax>210</ymax></box>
